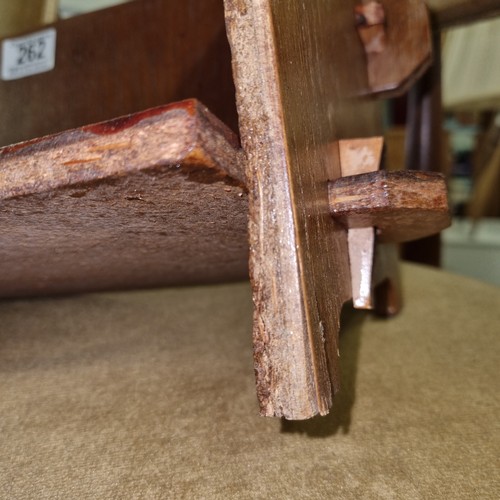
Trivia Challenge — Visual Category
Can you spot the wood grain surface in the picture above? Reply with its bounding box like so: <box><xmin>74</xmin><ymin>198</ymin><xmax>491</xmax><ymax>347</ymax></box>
<box><xmin>0</xmin><ymin>0</ymin><xmax>237</xmax><ymax>147</ymax></box>
<box><xmin>329</xmin><ymin>170</ymin><xmax>451</xmax><ymax>242</ymax></box>
<box><xmin>224</xmin><ymin>0</ymin><xmax>387</xmax><ymax>419</ymax></box>
<box><xmin>402</xmin><ymin>27</ymin><xmax>444</xmax><ymax>266</ymax></box>
<box><xmin>0</xmin><ymin>99</ymin><xmax>248</xmax><ymax>298</ymax></box>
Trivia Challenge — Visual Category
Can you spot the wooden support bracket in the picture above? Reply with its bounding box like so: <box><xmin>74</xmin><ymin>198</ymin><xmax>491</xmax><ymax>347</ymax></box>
<box><xmin>338</xmin><ymin>137</ymin><xmax>383</xmax><ymax>309</ymax></box>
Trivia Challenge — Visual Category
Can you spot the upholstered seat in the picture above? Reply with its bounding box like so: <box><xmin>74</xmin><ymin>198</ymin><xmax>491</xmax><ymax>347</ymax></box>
<box><xmin>1</xmin><ymin>263</ymin><xmax>498</xmax><ymax>498</ymax></box>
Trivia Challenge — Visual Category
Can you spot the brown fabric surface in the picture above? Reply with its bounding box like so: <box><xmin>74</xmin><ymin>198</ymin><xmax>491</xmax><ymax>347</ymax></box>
<box><xmin>0</xmin><ymin>264</ymin><xmax>498</xmax><ymax>499</ymax></box>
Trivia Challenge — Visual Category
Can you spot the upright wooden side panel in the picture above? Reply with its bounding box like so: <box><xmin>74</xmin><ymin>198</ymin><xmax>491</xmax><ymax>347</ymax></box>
<box><xmin>224</xmin><ymin>0</ymin><xmax>383</xmax><ymax>419</ymax></box>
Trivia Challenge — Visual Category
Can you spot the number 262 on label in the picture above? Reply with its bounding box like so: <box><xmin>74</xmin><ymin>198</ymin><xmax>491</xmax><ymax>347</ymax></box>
<box><xmin>1</xmin><ymin>28</ymin><xmax>57</xmax><ymax>81</ymax></box>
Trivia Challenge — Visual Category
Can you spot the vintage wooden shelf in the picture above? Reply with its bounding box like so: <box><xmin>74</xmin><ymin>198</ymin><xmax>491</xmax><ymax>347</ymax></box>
<box><xmin>0</xmin><ymin>0</ymin><xmax>458</xmax><ymax>420</ymax></box>
<box><xmin>0</xmin><ymin>100</ymin><xmax>248</xmax><ymax>297</ymax></box>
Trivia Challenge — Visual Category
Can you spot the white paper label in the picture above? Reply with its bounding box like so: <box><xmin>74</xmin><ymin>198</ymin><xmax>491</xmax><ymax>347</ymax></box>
<box><xmin>1</xmin><ymin>28</ymin><xmax>57</xmax><ymax>81</ymax></box>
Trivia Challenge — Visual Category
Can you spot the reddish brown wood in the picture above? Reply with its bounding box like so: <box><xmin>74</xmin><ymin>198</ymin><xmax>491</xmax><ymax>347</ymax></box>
<box><xmin>224</xmin><ymin>0</ymin><xmax>387</xmax><ymax>419</ymax></box>
<box><xmin>0</xmin><ymin>99</ymin><xmax>248</xmax><ymax>298</ymax></box>
<box><xmin>358</xmin><ymin>0</ymin><xmax>433</xmax><ymax>97</ymax></box>
<box><xmin>335</xmin><ymin>138</ymin><xmax>448</xmax><ymax>312</ymax></box>
<box><xmin>329</xmin><ymin>170</ymin><xmax>451</xmax><ymax>243</ymax></box>
<box><xmin>0</xmin><ymin>0</ymin><xmax>237</xmax><ymax>147</ymax></box>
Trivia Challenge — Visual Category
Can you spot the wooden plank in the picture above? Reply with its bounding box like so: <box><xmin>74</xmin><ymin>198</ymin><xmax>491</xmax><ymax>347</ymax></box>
<box><xmin>224</xmin><ymin>0</ymin><xmax>385</xmax><ymax>419</ymax></box>
<box><xmin>426</xmin><ymin>0</ymin><xmax>500</xmax><ymax>28</ymax></box>
<box><xmin>329</xmin><ymin>170</ymin><xmax>451</xmax><ymax>242</ymax></box>
<box><xmin>338</xmin><ymin>137</ymin><xmax>383</xmax><ymax>310</ymax></box>
<box><xmin>0</xmin><ymin>99</ymin><xmax>248</xmax><ymax>298</ymax></box>
<box><xmin>0</xmin><ymin>0</ymin><xmax>237</xmax><ymax>147</ymax></box>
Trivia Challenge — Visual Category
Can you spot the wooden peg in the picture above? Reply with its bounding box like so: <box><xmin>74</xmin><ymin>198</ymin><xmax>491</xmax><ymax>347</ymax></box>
<box><xmin>329</xmin><ymin>170</ymin><xmax>451</xmax><ymax>243</ymax></box>
<box><xmin>338</xmin><ymin>137</ymin><xmax>383</xmax><ymax>310</ymax></box>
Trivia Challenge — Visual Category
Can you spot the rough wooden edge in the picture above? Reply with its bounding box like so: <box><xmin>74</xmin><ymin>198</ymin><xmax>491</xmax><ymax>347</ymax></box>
<box><xmin>0</xmin><ymin>99</ymin><xmax>245</xmax><ymax>200</ymax></box>
<box><xmin>0</xmin><ymin>98</ymin><xmax>249</xmax><ymax>298</ymax></box>
<box><xmin>360</xmin><ymin>0</ymin><xmax>433</xmax><ymax>98</ymax></box>
<box><xmin>224</xmin><ymin>0</ymin><xmax>333</xmax><ymax>419</ymax></box>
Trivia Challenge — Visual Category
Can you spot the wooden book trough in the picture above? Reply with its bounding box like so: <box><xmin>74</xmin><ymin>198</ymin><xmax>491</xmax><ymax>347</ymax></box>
<box><xmin>0</xmin><ymin>0</ymin><xmax>452</xmax><ymax>419</ymax></box>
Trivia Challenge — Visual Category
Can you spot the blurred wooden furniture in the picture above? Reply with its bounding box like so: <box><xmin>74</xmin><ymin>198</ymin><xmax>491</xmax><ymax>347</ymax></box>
<box><xmin>426</xmin><ymin>0</ymin><xmax>500</xmax><ymax>28</ymax></box>
<box><xmin>401</xmin><ymin>0</ymin><xmax>500</xmax><ymax>264</ymax></box>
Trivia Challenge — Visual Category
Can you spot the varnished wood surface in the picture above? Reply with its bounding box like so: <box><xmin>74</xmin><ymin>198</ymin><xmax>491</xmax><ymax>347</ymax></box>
<box><xmin>0</xmin><ymin>100</ymin><xmax>248</xmax><ymax>298</ymax></box>
<box><xmin>329</xmin><ymin>170</ymin><xmax>451</xmax><ymax>242</ymax></box>
<box><xmin>0</xmin><ymin>0</ymin><xmax>237</xmax><ymax>147</ymax></box>
<box><xmin>225</xmin><ymin>0</ymin><xmax>386</xmax><ymax>419</ymax></box>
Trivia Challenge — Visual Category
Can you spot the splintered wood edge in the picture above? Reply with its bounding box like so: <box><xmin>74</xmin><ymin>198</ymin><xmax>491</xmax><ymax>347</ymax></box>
<box><xmin>329</xmin><ymin>170</ymin><xmax>451</xmax><ymax>242</ymax></box>
<box><xmin>0</xmin><ymin>99</ymin><xmax>246</xmax><ymax>200</ymax></box>
<box><xmin>224</xmin><ymin>0</ymin><xmax>323</xmax><ymax>419</ymax></box>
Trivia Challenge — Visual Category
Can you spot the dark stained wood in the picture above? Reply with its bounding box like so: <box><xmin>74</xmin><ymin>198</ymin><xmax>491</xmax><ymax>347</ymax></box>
<box><xmin>329</xmin><ymin>170</ymin><xmax>451</xmax><ymax>242</ymax></box>
<box><xmin>0</xmin><ymin>0</ymin><xmax>237</xmax><ymax>147</ymax></box>
<box><xmin>0</xmin><ymin>99</ymin><xmax>248</xmax><ymax>298</ymax></box>
<box><xmin>224</xmin><ymin>0</ymin><xmax>388</xmax><ymax>419</ymax></box>
<box><xmin>358</xmin><ymin>0</ymin><xmax>432</xmax><ymax>97</ymax></box>
<box><xmin>426</xmin><ymin>0</ymin><xmax>500</xmax><ymax>28</ymax></box>
<box><xmin>403</xmin><ymin>27</ymin><xmax>444</xmax><ymax>266</ymax></box>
